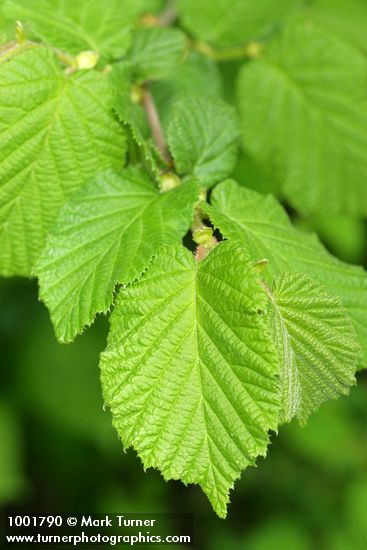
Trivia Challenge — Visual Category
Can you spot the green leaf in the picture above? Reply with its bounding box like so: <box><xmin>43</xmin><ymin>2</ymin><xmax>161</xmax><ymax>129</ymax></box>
<box><xmin>268</xmin><ymin>272</ymin><xmax>358</xmax><ymax>424</ymax></box>
<box><xmin>232</xmin><ymin>152</ymin><xmax>282</xmax><ymax>196</ymax></box>
<box><xmin>100</xmin><ymin>242</ymin><xmax>280</xmax><ymax>518</ymax></box>
<box><xmin>237</xmin><ymin>21</ymin><xmax>367</xmax><ymax>216</ymax></box>
<box><xmin>152</xmin><ymin>50</ymin><xmax>223</xmax><ymax>126</ymax></box>
<box><xmin>36</xmin><ymin>168</ymin><xmax>199</xmax><ymax>343</ymax></box>
<box><xmin>205</xmin><ymin>180</ymin><xmax>367</xmax><ymax>368</ymax></box>
<box><xmin>128</xmin><ymin>26</ymin><xmax>188</xmax><ymax>82</ymax></box>
<box><xmin>167</xmin><ymin>97</ymin><xmax>240</xmax><ymax>187</ymax></box>
<box><xmin>269</xmin><ymin>288</ymin><xmax>301</xmax><ymax>425</ymax></box>
<box><xmin>304</xmin><ymin>0</ymin><xmax>367</xmax><ymax>54</ymax></box>
<box><xmin>0</xmin><ymin>1</ymin><xmax>13</xmax><ymax>44</ymax></box>
<box><xmin>178</xmin><ymin>0</ymin><xmax>300</xmax><ymax>49</ymax></box>
<box><xmin>0</xmin><ymin>47</ymin><xmax>126</xmax><ymax>276</ymax></box>
<box><xmin>298</xmin><ymin>214</ymin><xmax>366</xmax><ymax>266</ymax></box>
<box><xmin>3</xmin><ymin>0</ymin><xmax>162</xmax><ymax>61</ymax></box>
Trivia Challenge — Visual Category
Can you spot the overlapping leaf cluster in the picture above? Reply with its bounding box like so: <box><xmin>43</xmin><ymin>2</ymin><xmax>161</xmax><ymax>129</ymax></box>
<box><xmin>0</xmin><ymin>0</ymin><xmax>366</xmax><ymax>518</ymax></box>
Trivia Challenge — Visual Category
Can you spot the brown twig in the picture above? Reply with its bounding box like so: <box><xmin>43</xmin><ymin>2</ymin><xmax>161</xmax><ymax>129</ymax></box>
<box><xmin>158</xmin><ymin>0</ymin><xmax>178</xmax><ymax>27</ymax></box>
<box><xmin>142</xmin><ymin>86</ymin><xmax>172</xmax><ymax>166</ymax></box>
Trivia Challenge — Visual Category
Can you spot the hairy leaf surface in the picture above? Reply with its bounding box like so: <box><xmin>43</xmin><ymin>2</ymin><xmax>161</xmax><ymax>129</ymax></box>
<box><xmin>100</xmin><ymin>242</ymin><xmax>279</xmax><ymax>518</ymax></box>
<box><xmin>268</xmin><ymin>272</ymin><xmax>359</xmax><ymax>423</ymax></box>
<box><xmin>36</xmin><ymin>168</ymin><xmax>199</xmax><ymax>343</ymax></box>
<box><xmin>238</xmin><ymin>21</ymin><xmax>367</xmax><ymax>215</ymax></box>
<box><xmin>167</xmin><ymin>97</ymin><xmax>240</xmax><ymax>187</ymax></box>
<box><xmin>205</xmin><ymin>180</ymin><xmax>367</xmax><ymax>368</ymax></box>
<box><xmin>4</xmin><ymin>0</ymin><xmax>163</xmax><ymax>61</ymax></box>
<box><xmin>0</xmin><ymin>47</ymin><xmax>126</xmax><ymax>276</ymax></box>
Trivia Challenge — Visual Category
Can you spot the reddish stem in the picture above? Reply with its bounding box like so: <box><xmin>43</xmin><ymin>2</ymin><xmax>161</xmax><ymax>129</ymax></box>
<box><xmin>142</xmin><ymin>87</ymin><xmax>172</xmax><ymax>166</ymax></box>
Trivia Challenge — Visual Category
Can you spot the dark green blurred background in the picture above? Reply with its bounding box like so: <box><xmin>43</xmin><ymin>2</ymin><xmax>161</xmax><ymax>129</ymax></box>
<box><xmin>1</xmin><ymin>205</ymin><xmax>366</xmax><ymax>549</ymax></box>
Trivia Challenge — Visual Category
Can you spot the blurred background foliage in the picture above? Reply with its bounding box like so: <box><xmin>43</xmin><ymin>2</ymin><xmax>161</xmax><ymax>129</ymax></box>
<box><xmin>1</xmin><ymin>276</ymin><xmax>367</xmax><ymax>548</ymax></box>
<box><xmin>1</xmin><ymin>0</ymin><xmax>367</xmax><ymax>548</ymax></box>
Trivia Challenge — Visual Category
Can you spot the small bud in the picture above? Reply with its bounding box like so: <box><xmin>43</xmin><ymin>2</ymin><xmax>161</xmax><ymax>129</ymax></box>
<box><xmin>140</xmin><ymin>14</ymin><xmax>160</xmax><ymax>27</ymax></box>
<box><xmin>254</xmin><ymin>258</ymin><xmax>269</xmax><ymax>274</ymax></box>
<box><xmin>195</xmin><ymin>244</ymin><xmax>209</xmax><ymax>262</ymax></box>
<box><xmin>198</xmin><ymin>188</ymin><xmax>207</xmax><ymax>203</ymax></box>
<box><xmin>130</xmin><ymin>84</ymin><xmax>144</xmax><ymax>105</ymax></box>
<box><xmin>160</xmin><ymin>172</ymin><xmax>181</xmax><ymax>193</ymax></box>
<box><xmin>15</xmin><ymin>21</ymin><xmax>26</xmax><ymax>45</ymax></box>
<box><xmin>193</xmin><ymin>226</ymin><xmax>214</xmax><ymax>246</ymax></box>
<box><xmin>75</xmin><ymin>50</ymin><xmax>99</xmax><ymax>70</ymax></box>
<box><xmin>246</xmin><ymin>41</ymin><xmax>263</xmax><ymax>59</ymax></box>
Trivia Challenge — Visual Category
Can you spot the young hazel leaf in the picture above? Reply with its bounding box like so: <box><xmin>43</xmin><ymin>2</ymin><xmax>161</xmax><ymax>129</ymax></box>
<box><xmin>36</xmin><ymin>168</ymin><xmax>199</xmax><ymax>343</ymax></box>
<box><xmin>128</xmin><ymin>26</ymin><xmax>188</xmax><ymax>82</ymax></box>
<box><xmin>100</xmin><ymin>242</ymin><xmax>280</xmax><ymax>518</ymax></box>
<box><xmin>238</xmin><ymin>21</ymin><xmax>367</xmax><ymax>215</ymax></box>
<box><xmin>268</xmin><ymin>272</ymin><xmax>359</xmax><ymax>424</ymax></box>
<box><xmin>205</xmin><ymin>180</ymin><xmax>367</xmax><ymax>369</ymax></box>
<box><xmin>0</xmin><ymin>47</ymin><xmax>126</xmax><ymax>276</ymax></box>
<box><xmin>167</xmin><ymin>97</ymin><xmax>240</xmax><ymax>187</ymax></box>
<box><xmin>3</xmin><ymin>0</ymin><xmax>163</xmax><ymax>61</ymax></box>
